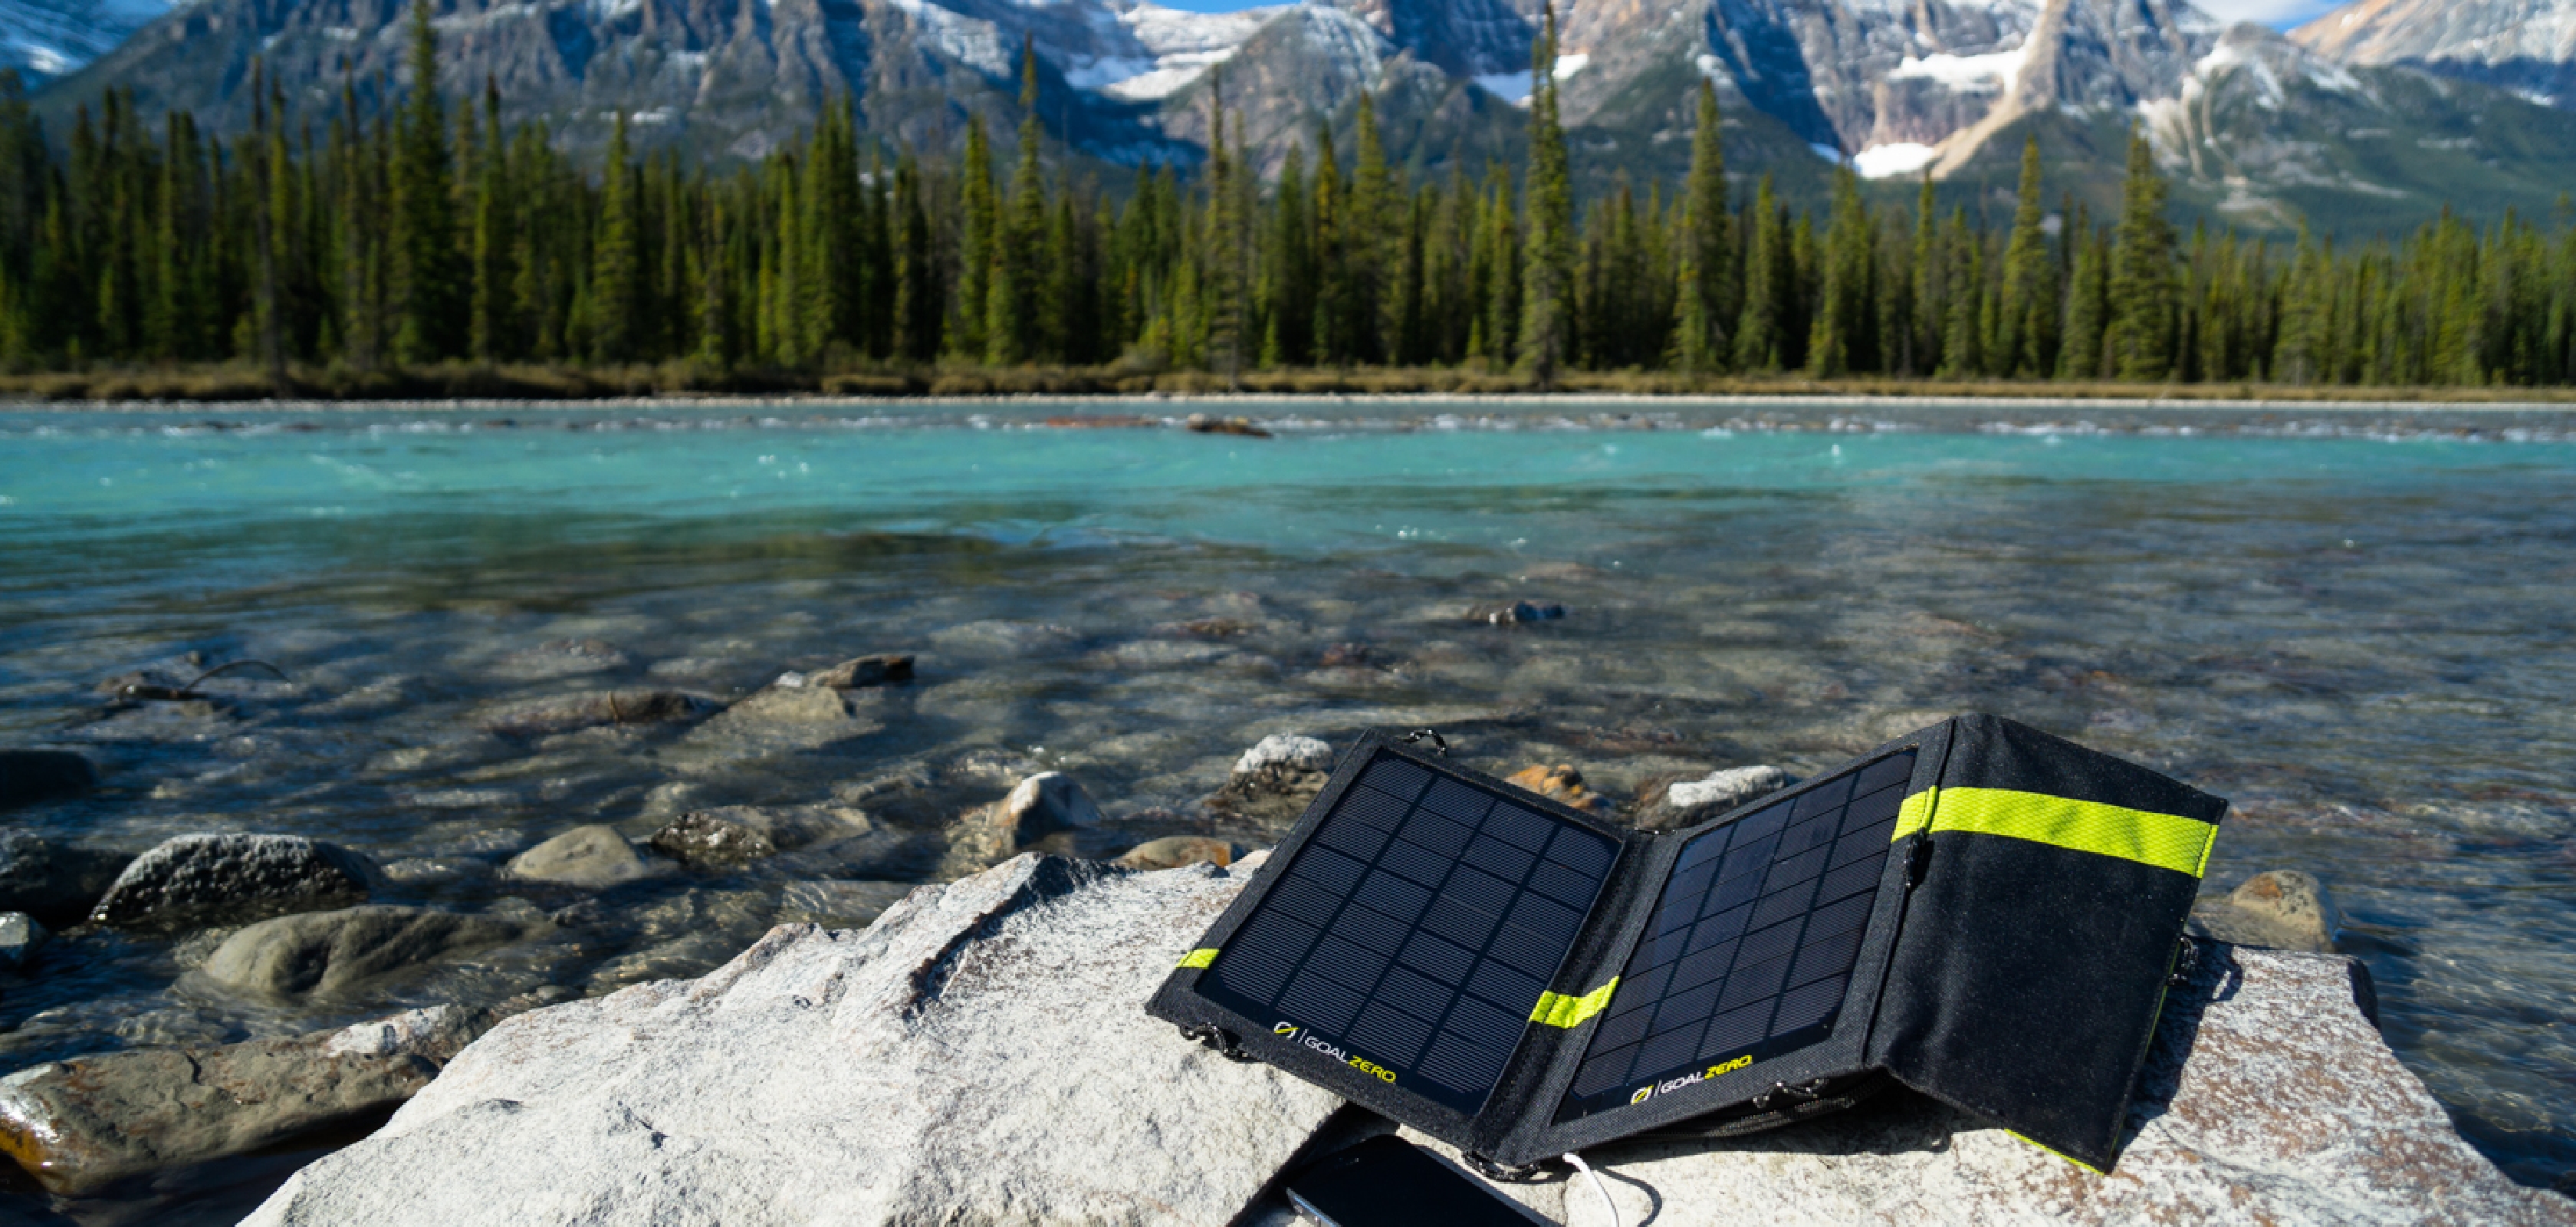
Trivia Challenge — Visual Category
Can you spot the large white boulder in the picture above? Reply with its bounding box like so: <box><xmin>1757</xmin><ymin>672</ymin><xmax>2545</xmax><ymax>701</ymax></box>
<box><xmin>242</xmin><ymin>857</ymin><xmax>2571</xmax><ymax>1227</ymax></box>
<box><xmin>242</xmin><ymin>854</ymin><xmax>1342</xmax><ymax>1227</ymax></box>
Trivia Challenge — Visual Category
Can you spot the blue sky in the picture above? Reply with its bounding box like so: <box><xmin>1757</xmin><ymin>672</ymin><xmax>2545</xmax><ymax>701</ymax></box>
<box><xmin>1147</xmin><ymin>0</ymin><xmax>2346</xmax><ymax>31</ymax></box>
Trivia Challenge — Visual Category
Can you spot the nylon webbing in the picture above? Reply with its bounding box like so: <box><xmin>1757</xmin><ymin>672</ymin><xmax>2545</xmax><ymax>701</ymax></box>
<box><xmin>1530</xmin><ymin>978</ymin><xmax>1621</xmax><ymax>1028</ymax></box>
<box><xmin>1887</xmin><ymin>786</ymin><xmax>2216</xmax><ymax>879</ymax></box>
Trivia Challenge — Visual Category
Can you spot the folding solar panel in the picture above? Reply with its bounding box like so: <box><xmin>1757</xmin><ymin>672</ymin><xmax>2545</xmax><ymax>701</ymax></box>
<box><xmin>1148</xmin><ymin>715</ymin><xmax>2226</xmax><ymax>1174</ymax></box>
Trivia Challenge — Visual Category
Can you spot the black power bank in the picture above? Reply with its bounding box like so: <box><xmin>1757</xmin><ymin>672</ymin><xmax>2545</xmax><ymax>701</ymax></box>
<box><xmin>1283</xmin><ymin>1136</ymin><xmax>1549</xmax><ymax>1227</ymax></box>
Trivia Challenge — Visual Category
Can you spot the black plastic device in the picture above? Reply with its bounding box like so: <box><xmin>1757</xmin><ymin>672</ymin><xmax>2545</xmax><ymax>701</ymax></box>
<box><xmin>1283</xmin><ymin>1136</ymin><xmax>1547</xmax><ymax>1227</ymax></box>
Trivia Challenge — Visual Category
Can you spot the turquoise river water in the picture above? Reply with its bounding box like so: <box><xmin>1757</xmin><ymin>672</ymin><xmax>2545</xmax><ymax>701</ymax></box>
<box><xmin>1</xmin><ymin>398</ymin><xmax>2572</xmax><ymax>1219</ymax></box>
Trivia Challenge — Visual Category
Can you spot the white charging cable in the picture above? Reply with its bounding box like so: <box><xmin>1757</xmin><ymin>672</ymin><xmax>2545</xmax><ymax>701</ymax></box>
<box><xmin>1561</xmin><ymin>1151</ymin><xmax>1622</xmax><ymax>1227</ymax></box>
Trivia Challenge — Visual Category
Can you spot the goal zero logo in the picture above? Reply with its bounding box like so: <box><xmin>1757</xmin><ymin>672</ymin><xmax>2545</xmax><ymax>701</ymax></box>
<box><xmin>1628</xmin><ymin>1085</ymin><xmax>1653</xmax><ymax>1106</ymax></box>
<box><xmin>1278</xmin><ymin>1022</ymin><xmax>1396</xmax><ymax>1084</ymax></box>
<box><xmin>1707</xmin><ymin>1054</ymin><xmax>1753</xmax><ymax>1078</ymax></box>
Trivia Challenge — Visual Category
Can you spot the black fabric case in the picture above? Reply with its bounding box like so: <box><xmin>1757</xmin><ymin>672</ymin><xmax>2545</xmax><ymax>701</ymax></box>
<box><xmin>1145</xmin><ymin>715</ymin><xmax>2226</xmax><ymax>1172</ymax></box>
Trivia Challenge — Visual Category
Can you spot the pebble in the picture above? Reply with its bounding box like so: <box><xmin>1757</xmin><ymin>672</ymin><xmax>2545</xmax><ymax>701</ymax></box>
<box><xmin>88</xmin><ymin>833</ymin><xmax>376</xmax><ymax>930</ymax></box>
<box><xmin>0</xmin><ymin>910</ymin><xmax>50</xmax><ymax>972</ymax></box>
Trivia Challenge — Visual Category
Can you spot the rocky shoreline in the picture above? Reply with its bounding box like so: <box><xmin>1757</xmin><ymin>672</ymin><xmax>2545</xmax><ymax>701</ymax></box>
<box><xmin>220</xmin><ymin>852</ymin><xmax>2568</xmax><ymax>1226</ymax></box>
<box><xmin>0</xmin><ymin>712</ymin><xmax>2527</xmax><ymax>1219</ymax></box>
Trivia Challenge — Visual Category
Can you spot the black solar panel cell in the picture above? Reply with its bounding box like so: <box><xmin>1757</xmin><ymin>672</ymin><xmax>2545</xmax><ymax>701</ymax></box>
<box><xmin>1554</xmin><ymin>748</ymin><xmax>1917</xmax><ymax>1123</ymax></box>
<box><xmin>1195</xmin><ymin>749</ymin><xmax>1622</xmax><ymax>1115</ymax></box>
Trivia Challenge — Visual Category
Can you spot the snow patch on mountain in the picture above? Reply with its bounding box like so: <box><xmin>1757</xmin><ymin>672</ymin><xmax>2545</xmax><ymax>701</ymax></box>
<box><xmin>1888</xmin><ymin>41</ymin><xmax>2029</xmax><ymax>94</ymax></box>
<box><xmin>1855</xmin><ymin>141</ymin><xmax>1941</xmax><ymax>177</ymax></box>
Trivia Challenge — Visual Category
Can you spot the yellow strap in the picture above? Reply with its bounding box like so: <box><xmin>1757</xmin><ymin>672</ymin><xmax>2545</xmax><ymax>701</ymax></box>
<box><xmin>1176</xmin><ymin>947</ymin><xmax>1219</xmax><ymax>970</ymax></box>
<box><xmin>1888</xmin><ymin>785</ymin><xmax>2216</xmax><ymax>879</ymax></box>
<box><xmin>1530</xmin><ymin>978</ymin><xmax>1621</xmax><ymax>1028</ymax></box>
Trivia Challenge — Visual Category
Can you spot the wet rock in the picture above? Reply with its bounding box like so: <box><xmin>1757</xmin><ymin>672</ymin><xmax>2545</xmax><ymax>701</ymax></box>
<box><xmin>0</xmin><ymin>1004</ymin><xmax>501</xmax><ymax>1196</ymax></box>
<box><xmin>774</xmin><ymin>880</ymin><xmax>916</xmax><ymax>929</ymax></box>
<box><xmin>671</xmin><ymin>683</ymin><xmax>890</xmax><ymax>763</ymax></box>
<box><xmin>1537</xmin><ymin>948</ymin><xmax>2572</xmax><ymax>1227</ymax></box>
<box><xmin>1631</xmin><ymin>765</ymin><xmax>1799</xmax><ymax>831</ymax></box>
<box><xmin>0</xmin><ymin>750</ymin><xmax>98</xmax><ymax>811</ymax></box>
<box><xmin>1319</xmin><ymin>642</ymin><xmax>1371</xmax><ymax>668</ymax></box>
<box><xmin>1207</xmin><ymin>734</ymin><xmax>1336</xmax><ymax>824</ymax></box>
<box><xmin>987</xmin><ymin>773</ymin><xmax>1106</xmax><ymax>847</ymax></box>
<box><xmin>1504</xmin><ymin>764</ymin><xmax>1617</xmax><ymax>816</ymax></box>
<box><xmin>1184</xmin><ymin>413</ymin><xmax>1272</xmax><ymax>437</ymax></box>
<box><xmin>0</xmin><ymin>828</ymin><xmax>133</xmax><ymax>926</ymax></box>
<box><xmin>1116</xmin><ymin>836</ymin><xmax>1234</xmax><ymax>870</ymax></box>
<box><xmin>193</xmin><ymin>906</ymin><xmax>537</xmax><ymax>1000</ymax></box>
<box><xmin>647</xmin><ymin>811</ymin><xmax>778</xmax><ymax>866</ymax></box>
<box><xmin>801</xmin><ymin>653</ymin><xmax>914</xmax><ymax>689</ymax></box>
<box><xmin>1467</xmin><ymin>600</ymin><xmax>1568</xmax><ymax>625</ymax></box>
<box><xmin>490</xmin><ymin>639</ymin><xmax>634</xmax><ymax>682</ymax></box>
<box><xmin>478</xmin><ymin>690</ymin><xmax>712</xmax><ymax>739</ymax></box>
<box><xmin>0</xmin><ymin>912</ymin><xmax>48</xmax><ymax>972</ymax></box>
<box><xmin>656</xmin><ymin>804</ymin><xmax>873</xmax><ymax>860</ymax></box>
<box><xmin>2190</xmin><ymin>870</ymin><xmax>2341</xmax><ymax>953</ymax></box>
<box><xmin>504</xmin><ymin>825</ymin><xmax>651</xmax><ymax>889</ymax></box>
<box><xmin>240</xmin><ymin>855</ymin><xmax>1342</xmax><ymax>1227</ymax></box>
<box><xmin>88</xmin><ymin>834</ymin><xmax>374</xmax><ymax>930</ymax></box>
<box><xmin>928</xmin><ymin>620</ymin><xmax>1079</xmax><ymax>657</ymax></box>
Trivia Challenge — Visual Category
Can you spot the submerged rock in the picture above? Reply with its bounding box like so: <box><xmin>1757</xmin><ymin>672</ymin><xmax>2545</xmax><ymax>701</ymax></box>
<box><xmin>193</xmin><ymin>906</ymin><xmax>537</xmax><ymax>1000</ymax></box>
<box><xmin>2190</xmin><ymin>870</ymin><xmax>2342</xmax><ymax>953</ymax></box>
<box><xmin>0</xmin><ymin>1004</ymin><xmax>501</xmax><ymax>1196</ymax></box>
<box><xmin>0</xmin><ymin>750</ymin><xmax>98</xmax><ymax>811</ymax></box>
<box><xmin>1467</xmin><ymin>600</ymin><xmax>1569</xmax><ymax>625</ymax></box>
<box><xmin>239</xmin><ymin>862</ymin><xmax>2559</xmax><ymax>1227</ymax></box>
<box><xmin>773</xmin><ymin>880</ymin><xmax>915</xmax><ymax>929</ymax></box>
<box><xmin>504</xmin><ymin>826</ymin><xmax>652</xmax><ymax>889</ymax></box>
<box><xmin>801</xmin><ymin>653</ymin><xmax>915</xmax><ymax>689</ymax></box>
<box><xmin>488</xmin><ymin>640</ymin><xmax>634</xmax><ymax>682</ymax></box>
<box><xmin>241</xmin><ymin>856</ymin><xmax>1342</xmax><ymax>1227</ymax></box>
<box><xmin>478</xmin><ymin>691</ymin><xmax>712</xmax><ymax>739</ymax></box>
<box><xmin>648</xmin><ymin>804</ymin><xmax>873</xmax><ymax>867</ymax></box>
<box><xmin>0</xmin><ymin>911</ymin><xmax>48</xmax><ymax>972</ymax></box>
<box><xmin>1631</xmin><ymin>765</ymin><xmax>1798</xmax><ymax>831</ymax></box>
<box><xmin>1504</xmin><ymin>764</ymin><xmax>1617</xmax><ymax>816</ymax></box>
<box><xmin>1115</xmin><ymin>836</ymin><xmax>1235</xmax><ymax>870</ymax></box>
<box><xmin>953</xmin><ymin>771</ymin><xmax>1106</xmax><ymax>869</ymax></box>
<box><xmin>669</xmin><ymin>683</ymin><xmax>891</xmax><ymax>765</ymax></box>
<box><xmin>646</xmin><ymin>811</ymin><xmax>777</xmax><ymax>866</ymax></box>
<box><xmin>87</xmin><ymin>834</ymin><xmax>374</xmax><ymax>930</ymax></box>
<box><xmin>0</xmin><ymin>827</ymin><xmax>133</xmax><ymax>926</ymax></box>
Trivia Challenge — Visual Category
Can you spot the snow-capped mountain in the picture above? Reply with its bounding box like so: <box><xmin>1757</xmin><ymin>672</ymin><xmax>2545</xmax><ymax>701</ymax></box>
<box><xmin>0</xmin><ymin>0</ymin><xmax>168</xmax><ymax>81</ymax></box>
<box><xmin>31</xmin><ymin>0</ymin><xmax>2576</xmax><ymax>229</ymax></box>
<box><xmin>2291</xmin><ymin>0</ymin><xmax>2576</xmax><ymax>110</ymax></box>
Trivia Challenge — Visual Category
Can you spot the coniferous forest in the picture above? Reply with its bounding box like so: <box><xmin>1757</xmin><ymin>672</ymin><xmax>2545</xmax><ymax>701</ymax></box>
<box><xmin>2</xmin><ymin>0</ymin><xmax>2574</xmax><ymax>395</ymax></box>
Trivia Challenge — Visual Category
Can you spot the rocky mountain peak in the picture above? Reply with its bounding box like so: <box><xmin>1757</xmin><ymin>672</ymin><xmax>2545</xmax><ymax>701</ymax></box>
<box><xmin>2291</xmin><ymin>0</ymin><xmax>2576</xmax><ymax>108</ymax></box>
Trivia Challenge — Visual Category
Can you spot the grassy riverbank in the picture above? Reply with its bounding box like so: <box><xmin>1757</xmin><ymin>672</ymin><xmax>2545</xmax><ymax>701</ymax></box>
<box><xmin>8</xmin><ymin>361</ymin><xmax>2576</xmax><ymax>406</ymax></box>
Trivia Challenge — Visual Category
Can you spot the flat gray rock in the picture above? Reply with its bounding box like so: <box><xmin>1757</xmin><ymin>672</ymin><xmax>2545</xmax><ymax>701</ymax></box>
<box><xmin>242</xmin><ymin>856</ymin><xmax>1346</xmax><ymax>1227</ymax></box>
<box><xmin>504</xmin><ymin>825</ymin><xmax>652</xmax><ymax>889</ymax></box>
<box><xmin>0</xmin><ymin>1005</ymin><xmax>494</xmax><ymax>1196</ymax></box>
<box><xmin>87</xmin><ymin>833</ymin><xmax>373</xmax><ymax>929</ymax></box>
<box><xmin>0</xmin><ymin>827</ymin><xmax>131</xmax><ymax>926</ymax></box>
<box><xmin>0</xmin><ymin>750</ymin><xmax>97</xmax><ymax>811</ymax></box>
<box><xmin>1631</xmin><ymin>765</ymin><xmax>1796</xmax><ymax>831</ymax></box>
<box><xmin>477</xmin><ymin>690</ymin><xmax>711</xmax><ymax>739</ymax></box>
<box><xmin>193</xmin><ymin>906</ymin><xmax>537</xmax><ymax>1000</ymax></box>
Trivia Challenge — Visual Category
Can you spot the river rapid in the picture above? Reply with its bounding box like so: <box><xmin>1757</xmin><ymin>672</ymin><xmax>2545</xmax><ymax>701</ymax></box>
<box><xmin>2</xmin><ymin>397</ymin><xmax>2571</xmax><ymax>1219</ymax></box>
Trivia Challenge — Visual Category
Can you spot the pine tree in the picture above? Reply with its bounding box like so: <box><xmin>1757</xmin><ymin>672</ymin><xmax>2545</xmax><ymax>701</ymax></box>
<box><xmin>1733</xmin><ymin>176</ymin><xmax>1786</xmax><ymax>372</ymax></box>
<box><xmin>389</xmin><ymin>0</ymin><xmax>462</xmax><ymax>363</ymax></box>
<box><xmin>989</xmin><ymin>41</ymin><xmax>1044</xmax><ymax>365</ymax></box>
<box><xmin>1673</xmin><ymin>80</ymin><xmax>1730</xmax><ymax>373</ymax></box>
<box><xmin>1807</xmin><ymin>168</ymin><xmax>1871</xmax><ymax>377</ymax></box>
<box><xmin>1996</xmin><ymin>137</ymin><xmax>2057</xmax><ymax>377</ymax></box>
<box><xmin>2107</xmin><ymin>130</ymin><xmax>2176</xmax><ymax>381</ymax></box>
<box><xmin>590</xmin><ymin>113</ymin><xmax>641</xmax><ymax>362</ymax></box>
<box><xmin>952</xmin><ymin>117</ymin><xmax>994</xmax><ymax>360</ymax></box>
<box><xmin>1517</xmin><ymin>3</ymin><xmax>1575</xmax><ymax>388</ymax></box>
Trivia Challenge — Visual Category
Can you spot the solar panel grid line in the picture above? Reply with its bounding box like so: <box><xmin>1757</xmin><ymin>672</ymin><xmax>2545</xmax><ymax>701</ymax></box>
<box><xmin>1191</xmin><ymin>745</ymin><xmax>1624</xmax><ymax>1116</ymax></box>
<box><xmin>1548</xmin><ymin>750</ymin><xmax>1920</xmax><ymax>1122</ymax></box>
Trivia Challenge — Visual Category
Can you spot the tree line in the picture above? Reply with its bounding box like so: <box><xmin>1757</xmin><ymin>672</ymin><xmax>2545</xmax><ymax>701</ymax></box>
<box><xmin>1</xmin><ymin>0</ymin><xmax>2572</xmax><ymax>388</ymax></box>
